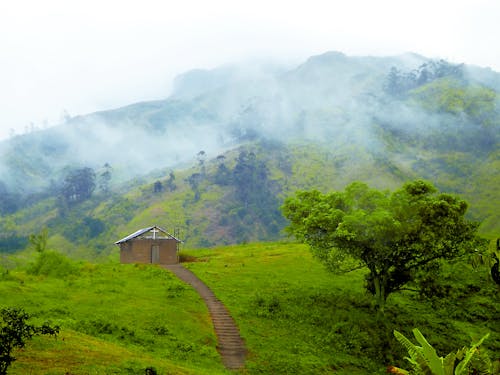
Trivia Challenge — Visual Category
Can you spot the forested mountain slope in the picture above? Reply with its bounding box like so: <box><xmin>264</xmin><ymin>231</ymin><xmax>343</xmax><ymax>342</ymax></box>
<box><xmin>0</xmin><ymin>51</ymin><xmax>498</xmax><ymax>256</ymax></box>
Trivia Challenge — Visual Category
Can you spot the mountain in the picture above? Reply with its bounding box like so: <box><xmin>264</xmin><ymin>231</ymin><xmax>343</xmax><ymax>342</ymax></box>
<box><xmin>0</xmin><ymin>51</ymin><xmax>450</xmax><ymax>192</ymax></box>
<box><xmin>0</xmin><ymin>51</ymin><xmax>498</xmax><ymax>255</ymax></box>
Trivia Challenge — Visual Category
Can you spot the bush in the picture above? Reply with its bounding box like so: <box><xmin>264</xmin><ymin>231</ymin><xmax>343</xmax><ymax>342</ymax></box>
<box><xmin>28</xmin><ymin>250</ymin><xmax>79</xmax><ymax>278</ymax></box>
<box><xmin>0</xmin><ymin>307</ymin><xmax>59</xmax><ymax>374</ymax></box>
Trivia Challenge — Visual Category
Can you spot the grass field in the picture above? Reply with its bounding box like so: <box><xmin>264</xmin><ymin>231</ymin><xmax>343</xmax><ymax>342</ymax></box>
<box><xmin>183</xmin><ymin>242</ymin><xmax>500</xmax><ymax>374</ymax></box>
<box><xmin>1</xmin><ymin>242</ymin><xmax>499</xmax><ymax>374</ymax></box>
<box><xmin>1</xmin><ymin>261</ymin><xmax>227</xmax><ymax>374</ymax></box>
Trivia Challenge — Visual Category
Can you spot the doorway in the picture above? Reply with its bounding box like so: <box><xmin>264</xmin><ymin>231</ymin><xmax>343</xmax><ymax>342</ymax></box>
<box><xmin>151</xmin><ymin>245</ymin><xmax>160</xmax><ymax>263</ymax></box>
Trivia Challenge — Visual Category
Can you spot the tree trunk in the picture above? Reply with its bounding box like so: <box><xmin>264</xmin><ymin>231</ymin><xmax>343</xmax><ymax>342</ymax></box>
<box><xmin>372</xmin><ymin>274</ymin><xmax>386</xmax><ymax>312</ymax></box>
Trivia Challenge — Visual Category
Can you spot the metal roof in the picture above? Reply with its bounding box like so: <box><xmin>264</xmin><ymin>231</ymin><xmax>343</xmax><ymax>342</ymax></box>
<box><xmin>114</xmin><ymin>225</ymin><xmax>182</xmax><ymax>244</ymax></box>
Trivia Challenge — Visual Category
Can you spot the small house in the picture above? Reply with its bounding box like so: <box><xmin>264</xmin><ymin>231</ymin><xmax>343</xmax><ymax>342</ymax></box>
<box><xmin>115</xmin><ymin>226</ymin><xmax>182</xmax><ymax>264</ymax></box>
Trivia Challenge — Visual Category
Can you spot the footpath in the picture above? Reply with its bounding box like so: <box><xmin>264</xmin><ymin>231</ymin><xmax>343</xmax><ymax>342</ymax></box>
<box><xmin>163</xmin><ymin>264</ymin><xmax>246</xmax><ymax>370</ymax></box>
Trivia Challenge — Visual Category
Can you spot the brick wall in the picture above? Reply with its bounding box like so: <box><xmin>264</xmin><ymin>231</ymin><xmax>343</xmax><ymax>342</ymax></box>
<box><xmin>119</xmin><ymin>239</ymin><xmax>178</xmax><ymax>264</ymax></box>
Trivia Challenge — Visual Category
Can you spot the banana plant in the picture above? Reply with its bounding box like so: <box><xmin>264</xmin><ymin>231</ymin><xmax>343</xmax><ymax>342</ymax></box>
<box><xmin>391</xmin><ymin>328</ymin><xmax>492</xmax><ymax>375</ymax></box>
<box><xmin>469</xmin><ymin>238</ymin><xmax>500</xmax><ymax>286</ymax></box>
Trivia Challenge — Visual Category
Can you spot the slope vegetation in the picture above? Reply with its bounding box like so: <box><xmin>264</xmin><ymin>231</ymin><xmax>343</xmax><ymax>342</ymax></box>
<box><xmin>1</xmin><ymin>260</ymin><xmax>226</xmax><ymax>374</ymax></box>
<box><xmin>0</xmin><ymin>51</ymin><xmax>498</xmax><ymax>256</ymax></box>
<box><xmin>3</xmin><ymin>242</ymin><xmax>497</xmax><ymax>374</ymax></box>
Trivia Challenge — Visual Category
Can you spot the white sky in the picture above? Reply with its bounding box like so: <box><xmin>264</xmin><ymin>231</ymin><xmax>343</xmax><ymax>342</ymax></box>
<box><xmin>0</xmin><ymin>0</ymin><xmax>499</xmax><ymax>140</ymax></box>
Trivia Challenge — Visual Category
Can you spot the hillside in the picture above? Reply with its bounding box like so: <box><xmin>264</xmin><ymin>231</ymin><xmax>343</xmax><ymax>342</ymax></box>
<box><xmin>0</xmin><ymin>137</ymin><xmax>498</xmax><ymax>259</ymax></box>
<box><xmin>0</xmin><ymin>51</ymin><xmax>498</xmax><ymax>255</ymax></box>
<box><xmin>1</xmin><ymin>243</ymin><xmax>498</xmax><ymax>374</ymax></box>
<box><xmin>1</xmin><ymin>51</ymin><xmax>497</xmax><ymax>193</ymax></box>
<box><xmin>1</xmin><ymin>260</ymin><xmax>225</xmax><ymax>374</ymax></box>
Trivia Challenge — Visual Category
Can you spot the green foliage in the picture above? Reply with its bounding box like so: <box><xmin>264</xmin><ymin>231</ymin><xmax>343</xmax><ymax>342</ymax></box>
<box><xmin>1</xmin><ymin>263</ymin><xmax>223</xmax><ymax>374</ymax></box>
<box><xmin>0</xmin><ymin>236</ymin><xmax>28</xmax><ymax>254</ymax></box>
<box><xmin>1</xmin><ymin>134</ymin><xmax>498</xmax><ymax>255</ymax></box>
<box><xmin>184</xmin><ymin>243</ymin><xmax>499</xmax><ymax>374</ymax></box>
<box><xmin>412</xmin><ymin>78</ymin><xmax>497</xmax><ymax>126</ymax></box>
<box><xmin>282</xmin><ymin>179</ymin><xmax>481</xmax><ymax>309</ymax></box>
<box><xmin>59</xmin><ymin>167</ymin><xmax>96</xmax><ymax>207</ymax></box>
<box><xmin>62</xmin><ymin>216</ymin><xmax>106</xmax><ymax>243</ymax></box>
<box><xmin>27</xmin><ymin>250</ymin><xmax>80</xmax><ymax>278</ymax></box>
<box><xmin>0</xmin><ymin>307</ymin><xmax>59</xmax><ymax>375</ymax></box>
<box><xmin>393</xmin><ymin>328</ymin><xmax>494</xmax><ymax>375</ymax></box>
<box><xmin>469</xmin><ymin>238</ymin><xmax>500</xmax><ymax>286</ymax></box>
<box><xmin>220</xmin><ymin>148</ymin><xmax>285</xmax><ymax>242</ymax></box>
<box><xmin>385</xmin><ymin>60</ymin><xmax>464</xmax><ymax>97</ymax></box>
<box><xmin>0</xmin><ymin>181</ymin><xmax>19</xmax><ymax>214</ymax></box>
<box><xmin>97</xmin><ymin>163</ymin><xmax>112</xmax><ymax>194</ymax></box>
<box><xmin>28</xmin><ymin>228</ymin><xmax>49</xmax><ymax>253</ymax></box>
<box><xmin>166</xmin><ymin>171</ymin><xmax>177</xmax><ymax>192</ymax></box>
<box><xmin>0</xmin><ymin>243</ymin><xmax>499</xmax><ymax>373</ymax></box>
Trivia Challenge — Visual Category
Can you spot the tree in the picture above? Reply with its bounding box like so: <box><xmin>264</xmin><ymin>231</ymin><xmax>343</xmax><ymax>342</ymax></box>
<box><xmin>98</xmin><ymin>163</ymin><xmax>112</xmax><ymax>194</ymax></box>
<box><xmin>166</xmin><ymin>171</ymin><xmax>177</xmax><ymax>192</ymax></box>
<box><xmin>0</xmin><ymin>307</ymin><xmax>59</xmax><ymax>374</ymax></box>
<box><xmin>0</xmin><ymin>181</ymin><xmax>18</xmax><ymax>214</ymax></box>
<box><xmin>232</xmin><ymin>151</ymin><xmax>268</xmax><ymax>208</ymax></box>
<box><xmin>186</xmin><ymin>173</ymin><xmax>202</xmax><ymax>201</ymax></box>
<box><xmin>197</xmin><ymin>150</ymin><xmax>206</xmax><ymax>176</ymax></box>
<box><xmin>153</xmin><ymin>180</ymin><xmax>163</xmax><ymax>193</ymax></box>
<box><xmin>28</xmin><ymin>228</ymin><xmax>49</xmax><ymax>253</ymax></box>
<box><xmin>60</xmin><ymin>167</ymin><xmax>96</xmax><ymax>205</ymax></box>
<box><xmin>214</xmin><ymin>155</ymin><xmax>231</xmax><ymax>186</ymax></box>
<box><xmin>282</xmin><ymin>180</ymin><xmax>480</xmax><ymax>310</ymax></box>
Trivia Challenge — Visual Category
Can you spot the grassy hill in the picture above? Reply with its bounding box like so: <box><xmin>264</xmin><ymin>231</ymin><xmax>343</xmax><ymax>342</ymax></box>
<box><xmin>2</xmin><ymin>133</ymin><xmax>498</xmax><ymax>262</ymax></box>
<box><xmin>1</xmin><ymin>260</ymin><xmax>225</xmax><ymax>374</ymax></box>
<box><xmin>1</xmin><ymin>242</ymin><xmax>498</xmax><ymax>374</ymax></box>
<box><xmin>0</xmin><ymin>52</ymin><xmax>498</xmax><ymax>258</ymax></box>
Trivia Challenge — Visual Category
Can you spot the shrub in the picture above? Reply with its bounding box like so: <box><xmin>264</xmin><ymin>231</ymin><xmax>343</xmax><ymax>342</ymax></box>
<box><xmin>392</xmin><ymin>328</ymin><xmax>496</xmax><ymax>375</ymax></box>
<box><xmin>28</xmin><ymin>250</ymin><xmax>79</xmax><ymax>278</ymax></box>
<box><xmin>0</xmin><ymin>307</ymin><xmax>59</xmax><ymax>374</ymax></box>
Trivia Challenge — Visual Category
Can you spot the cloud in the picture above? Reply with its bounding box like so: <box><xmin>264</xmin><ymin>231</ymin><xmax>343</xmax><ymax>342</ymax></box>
<box><xmin>0</xmin><ymin>0</ymin><xmax>499</xmax><ymax>139</ymax></box>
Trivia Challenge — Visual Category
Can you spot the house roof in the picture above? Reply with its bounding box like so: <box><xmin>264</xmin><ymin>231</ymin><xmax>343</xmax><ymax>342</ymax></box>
<box><xmin>115</xmin><ymin>226</ymin><xmax>182</xmax><ymax>244</ymax></box>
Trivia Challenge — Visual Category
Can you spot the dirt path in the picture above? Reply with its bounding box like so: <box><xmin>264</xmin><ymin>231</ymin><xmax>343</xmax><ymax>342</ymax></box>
<box><xmin>163</xmin><ymin>264</ymin><xmax>246</xmax><ymax>370</ymax></box>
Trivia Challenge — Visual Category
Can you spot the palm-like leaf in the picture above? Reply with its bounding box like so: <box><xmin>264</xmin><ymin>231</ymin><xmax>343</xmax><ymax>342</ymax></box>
<box><xmin>393</xmin><ymin>329</ymin><xmax>492</xmax><ymax>375</ymax></box>
<box><xmin>454</xmin><ymin>333</ymin><xmax>490</xmax><ymax>375</ymax></box>
<box><xmin>412</xmin><ymin>328</ymin><xmax>445</xmax><ymax>375</ymax></box>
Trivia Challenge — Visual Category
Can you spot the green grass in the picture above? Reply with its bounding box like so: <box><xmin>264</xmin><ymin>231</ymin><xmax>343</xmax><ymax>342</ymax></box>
<box><xmin>182</xmin><ymin>242</ymin><xmax>500</xmax><ymax>374</ymax></box>
<box><xmin>1</xmin><ymin>243</ymin><xmax>499</xmax><ymax>374</ymax></box>
<box><xmin>2</xmin><ymin>137</ymin><xmax>499</xmax><ymax>256</ymax></box>
<box><xmin>9</xmin><ymin>330</ymin><xmax>200</xmax><ymax>375</ymax></box>
<box><xmin>1</xmin><ymin>261</ymin><xmax>227</xmax><ymax>374</ymax></box>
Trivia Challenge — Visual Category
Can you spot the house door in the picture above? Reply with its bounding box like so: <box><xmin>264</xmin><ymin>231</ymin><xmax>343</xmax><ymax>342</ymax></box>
<box><xmin>151</xmin><ymin>245</ymin><xmax>160</xmax><ymax>264</ymax></box>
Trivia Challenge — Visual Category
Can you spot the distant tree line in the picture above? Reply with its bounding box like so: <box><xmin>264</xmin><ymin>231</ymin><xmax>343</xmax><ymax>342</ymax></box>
<box><xmin>181</xmin><ymin>149</ymin><xmax>285</xmax><ymax>243</ymax></box>
<box><xmin>0</xmin><ymin>181</ymin><xmax>18</xmax><ymax>214</ymax></box>
<box><xmin>0</xmin><ymin>161</ymin><xmax>114</xmax><ymax>218</ymax></box>
<box><xmin>384</xmin><ymin>59</ymin><xmax>464</xmax><ymax>97</ymax></box>
<box><xmin>60</xmin><ymin>167</ymin><xmax>96</xmax><ymax>205</ymax></box>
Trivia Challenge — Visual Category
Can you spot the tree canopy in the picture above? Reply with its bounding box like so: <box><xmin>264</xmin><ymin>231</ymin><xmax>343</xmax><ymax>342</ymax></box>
<box><xmin>282</xmin><ymin>180</ymin><xmax>481</xmax><ymax>310</ymax></box>
<box><xmin>60</xmin><ymin>167</ymin><xmax>96</xmax><ymax>205</ymax></box>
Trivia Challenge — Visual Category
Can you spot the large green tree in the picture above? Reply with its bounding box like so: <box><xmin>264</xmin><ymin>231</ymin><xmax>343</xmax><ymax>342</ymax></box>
<box><xmin>282</xmin><ymin>180</ymin><xmax>481</xmax><ymax>310</ymax></box>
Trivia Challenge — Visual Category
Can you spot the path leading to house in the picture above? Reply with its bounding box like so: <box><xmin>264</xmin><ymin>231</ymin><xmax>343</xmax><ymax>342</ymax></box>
<box><xmin>163</xmin><ymin>264</ymin><xmax>246</xmax><ymax>370</ymax></box>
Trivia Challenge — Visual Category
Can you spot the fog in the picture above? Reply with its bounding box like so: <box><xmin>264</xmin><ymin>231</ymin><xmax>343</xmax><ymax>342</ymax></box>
<box><xmin>1</xmin><ymin>49</ymin><xmax>497</xmax><ymax>195</ymax></box>
<box><xmin>1</xmin><ymin>0</ymin><xmax>500</xmax><ymax>141</ymax></box>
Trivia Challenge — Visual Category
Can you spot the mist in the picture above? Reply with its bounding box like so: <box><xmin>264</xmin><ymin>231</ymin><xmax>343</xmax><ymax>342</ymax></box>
<box><xmin>0</xmin><ymin>50</ymin><xmax>498</xmax><ymax>196</ymax></box>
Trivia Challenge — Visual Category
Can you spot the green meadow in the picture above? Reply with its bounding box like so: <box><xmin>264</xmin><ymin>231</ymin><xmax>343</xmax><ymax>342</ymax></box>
<box><xmin>183</xmin><ymin>243</ymin><xmax>499</xmax><ymax>373</ymax></box>
<box><xmin>1</xmin><ymin>260</ymin><xmax>225</xmax><ymax>374</ymax></box>
<box><xmin>2</xmin><ymin>242</ymin><xmax>498</xmax><ymax>374</ymax></box>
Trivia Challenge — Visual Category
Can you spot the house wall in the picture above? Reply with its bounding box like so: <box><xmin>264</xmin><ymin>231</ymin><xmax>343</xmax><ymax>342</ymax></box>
<box><xmin>119</xmin><ymin>239</ymin><xmax>178</xmax><ymax>264</ymax></box>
